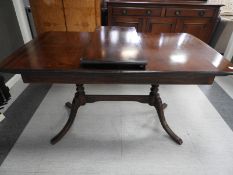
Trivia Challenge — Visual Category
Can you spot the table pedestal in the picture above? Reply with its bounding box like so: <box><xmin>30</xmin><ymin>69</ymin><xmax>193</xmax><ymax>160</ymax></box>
<box><xmin>50</xmin><ymin>84</ymin><xmax>183</xmax><ymax>145</ymax></box>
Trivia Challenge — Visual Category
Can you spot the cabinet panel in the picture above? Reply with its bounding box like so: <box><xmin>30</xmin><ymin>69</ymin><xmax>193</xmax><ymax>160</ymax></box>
<box><xmin>166</xmin><ymin>8</ymin><xmax>215</xmax><ymax>17</ymax></box>
<box><xmin>175</xmin><ymin>18</ymin><xmax>213</xmax><ymax>42</ymax></box>
<box><xmin>147</xmin><ymin>18</ymin><xmax>177</xmax><ymax>34</ymax></box>
<box><xmin>112</xmin><ymin>7</ymin><xmax>162</xmax><ymax>16</ymax></box>
<box><xmin>110</xmin><ymin>16</ymin><xmax>144</xmax><ymax>32</ymax></box>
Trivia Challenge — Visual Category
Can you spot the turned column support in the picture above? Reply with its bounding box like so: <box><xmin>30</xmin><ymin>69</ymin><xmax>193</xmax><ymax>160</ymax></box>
<box><xmin>50</xmin><ymin>84</ymin><xmax>85</xmax><ymax>145</ymax></box>
<box><xmin>149</xmin><ymin>84</ymin><xmax>183</xmax><ymax>145</ymax></box>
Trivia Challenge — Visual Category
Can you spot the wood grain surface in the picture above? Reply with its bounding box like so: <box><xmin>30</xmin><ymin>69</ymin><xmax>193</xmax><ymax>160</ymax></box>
<box><xmin>0</xmin><ymin>26</ymin><xmax>232</xmax><ymax>84</ymax></box>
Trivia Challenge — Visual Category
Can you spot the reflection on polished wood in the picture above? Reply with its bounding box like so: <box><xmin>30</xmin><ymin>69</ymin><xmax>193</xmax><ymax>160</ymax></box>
<box><xmin>0</xmin><ymin>26</ymin><xmax>233</xmax><ymax>145</ymax></box>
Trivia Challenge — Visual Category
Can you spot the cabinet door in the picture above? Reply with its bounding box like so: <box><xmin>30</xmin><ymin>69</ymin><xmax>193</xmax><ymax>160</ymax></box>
<box><xmin>175</xmin><ymin>18</ymin><xmax>213</xmax><ymax>43</ymax></box>
<box><xmin>109</xmin><ymin>16</ymin><xmax>144</xmax><ymax>32</ymax></box>
<box><xmin>146</xmin><ymin>18</ymin><xmax>177</xmax><ymax>34</ymax></box>
<box><xmin>63</xmin><ymin>0</ymin><xmax>101</xmax><ymax>32</ymax></box>
<box><xmin>29</xmin><ymin>0</ymin><xmax>66</xmax><ymax>35</ymax></box>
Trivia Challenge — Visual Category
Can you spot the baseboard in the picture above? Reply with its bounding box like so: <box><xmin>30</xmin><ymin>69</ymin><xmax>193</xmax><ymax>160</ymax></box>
<box><xmin>1</xmin><ymin>74</ymin><xmax>28</xmax><ymax>119</ymax></box>
<box><xmin>0</xmin><ymin>113</ymin><xmax>5</xmax><ymax>122</ymax></box>
<box><xmin>6</xmin><ymin>74</ymin><xmax>22</xmax><ymax>89</ymax></box>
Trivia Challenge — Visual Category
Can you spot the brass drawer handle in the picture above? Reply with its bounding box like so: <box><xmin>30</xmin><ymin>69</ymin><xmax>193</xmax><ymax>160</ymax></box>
<box><xmin>146</xmin><ymin>10</ymin><xmax>152</xmax><ymax>15</ymax></box>
<box><xmin>198</xmin><ymin>11</ymin><xmax>205</xmax><ymax>17</ymax></box>
<box><xmin>175</xmin><ymin>10</ymin><xmax>181</xmax><ymax>16</ymax></box>
<box><xmin>122</xmin><ymin>9</ymin><xmax>127</xmax><ymax>15</ymax></box>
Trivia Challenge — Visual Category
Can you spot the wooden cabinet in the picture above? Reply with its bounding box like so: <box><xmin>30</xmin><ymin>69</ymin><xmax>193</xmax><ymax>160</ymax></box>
<box><xmin>107</xmin><ymin>0</ymin><xmax>222</xmax><ymax>43</ymax></box>
<box><xmin>29</xmin><ymin>0</ymin><xmax>101</xmax><ymax>35</ymax></box>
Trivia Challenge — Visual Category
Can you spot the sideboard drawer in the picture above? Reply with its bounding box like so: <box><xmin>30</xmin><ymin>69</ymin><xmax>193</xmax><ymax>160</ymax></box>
<box><xmin>112</xmin><ymin>7</ymin><xmax>162</xmax><ymax>16</ymax></box>
<box><xmin>166</xmin><ymin>8</ymin><xmax>215</xmax><ymax>17</ymax></box>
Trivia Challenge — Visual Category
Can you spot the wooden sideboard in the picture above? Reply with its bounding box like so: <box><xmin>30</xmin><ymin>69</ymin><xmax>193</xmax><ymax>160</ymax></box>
<box><xmin>29</xmin><ymin>0</ymin><xmax>101</xmax><ymax>35</ymax></box>
<box><xmin>107</xmin><ymin>0</ymin><xmax>223</xmax><ymax>43</ymax></box>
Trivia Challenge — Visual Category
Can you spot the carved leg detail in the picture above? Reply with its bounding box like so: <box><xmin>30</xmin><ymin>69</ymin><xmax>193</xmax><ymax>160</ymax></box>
<box><xmin>65</xmin><ymin>102</ymin><xmax>72</xmax><ymax>109</ymax></box>
<box><xmin>150</xmin><ymin>84</ymin><xmax>183</xmax><ymax>145</ymax></box>
<box><xmin>51</xmin><ymin>84</ymin><xmax>86</xmax><ymax>145</ymax></box>
<box><xmin>162</xmin><ymin>103</ymin><xmax>168</xmax><ymax>109</ymax></box>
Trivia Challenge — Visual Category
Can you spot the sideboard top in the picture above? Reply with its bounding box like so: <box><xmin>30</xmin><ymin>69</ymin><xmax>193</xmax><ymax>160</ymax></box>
<box><xmin>106</xmin><ymin>0</ymin><xmax>224</xmax><ymax>6</ymax></box>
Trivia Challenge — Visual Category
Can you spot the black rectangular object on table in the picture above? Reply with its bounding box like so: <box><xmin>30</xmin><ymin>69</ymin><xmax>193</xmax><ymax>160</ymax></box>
<box><xmin>80</xmin><ymin>26</ymin><xmax>148</xmax><ymax>70</ymax></box>
<box><xmin>80</xmin><ymin>57</ymin><xmax>147</xmax><ymax>70</ymax></box>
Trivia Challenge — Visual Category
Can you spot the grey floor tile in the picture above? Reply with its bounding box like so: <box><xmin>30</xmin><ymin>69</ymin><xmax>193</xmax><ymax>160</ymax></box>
<box><xmin>1</xmin><ymin>84</ymin><xmax>233</xmax><ymax>175</ymax></box>
<box><xmin>0</xmin><ymin>84</ymin><xmax>51</xmax><ymax>166</ymax></box>
<box><xmin>199</xmin><ymin>82</ymin><xmax>233</xmax><ymax>130</ymax></box>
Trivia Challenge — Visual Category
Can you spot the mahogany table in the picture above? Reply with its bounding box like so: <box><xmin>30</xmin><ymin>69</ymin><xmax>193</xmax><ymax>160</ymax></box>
<box><xmin>0</xmin><ymin>26</ymin><xmax>233</xmax><ymax>145</ymax></box>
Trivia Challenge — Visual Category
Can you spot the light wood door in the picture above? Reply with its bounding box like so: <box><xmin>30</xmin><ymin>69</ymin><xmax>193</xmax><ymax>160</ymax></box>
<box><xmin>30</xmin><ymin>0</ymin><xmax>101</xmax><ymax>34</ymax></box>
<box><xmin>29</xmin><ymin>0</ymin><xmax>66</xmax><ymax>35</ymax></box>
<box><xmin>63</xmin><ymin>0</ymin><xmax>101</xmax><ymax>32</ymax></box>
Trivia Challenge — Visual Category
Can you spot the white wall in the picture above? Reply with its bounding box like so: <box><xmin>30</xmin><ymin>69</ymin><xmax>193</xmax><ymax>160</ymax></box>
<box><xmin>23</xmin><ymin>0</ymin><xmax>30</xmax><ymax>6</ymax></box>
<box><xmin>209</xmin><ymin>0</ymin><xmax>233</xmax><ymax>13</ymax></box>
<box><xmin>12</xmin><ymin>0</ymin><xmax>32</xmax><ymax>43</ymax></box>
<box><xmin>7</xmin><ymin>0</ymin><xmax>32</xmax><ymax>88</ymax></box>
<box><xmin>224</xmin><ymin>32</ymin><xmax>233</xmax><ymax>61</ymax></box>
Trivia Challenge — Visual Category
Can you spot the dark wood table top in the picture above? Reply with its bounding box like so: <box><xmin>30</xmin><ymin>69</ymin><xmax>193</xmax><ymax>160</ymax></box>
<box><xmin>0</xmin><ymin>26</ymin><xmax>232</xmax><ymax>84</ymax></box>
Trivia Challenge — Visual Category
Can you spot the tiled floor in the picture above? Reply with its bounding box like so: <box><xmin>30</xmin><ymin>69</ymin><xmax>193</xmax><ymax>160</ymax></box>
<box><xmin>215</xmin><ymin>76</ymin><xmax>233</xmax><ymax>99</ymax></box>
<box><xmin>0</xmin><ymin>82</ymin><xmax>233</xmax><ymax>175</ymax></box>
<box><xmin>199</xmin><ymin>81</ymin><xmax>233</xmax><ymax>130</ymax></box>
